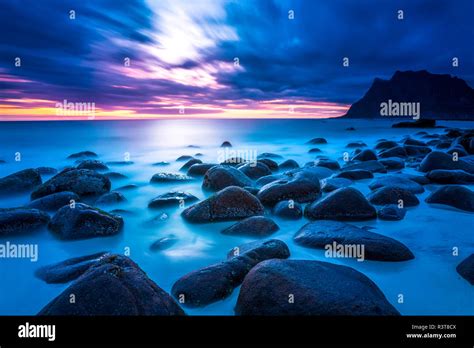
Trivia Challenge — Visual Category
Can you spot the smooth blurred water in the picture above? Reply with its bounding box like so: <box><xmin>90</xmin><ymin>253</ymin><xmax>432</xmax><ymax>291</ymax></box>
<box><xmin>0</xmin><ymin>118</ymin><xmax>473</xmax><ymax>315</ymax></box>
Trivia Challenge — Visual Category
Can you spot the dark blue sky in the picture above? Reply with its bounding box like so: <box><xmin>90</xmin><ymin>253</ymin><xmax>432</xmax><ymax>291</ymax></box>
<box><xmin>0</xmin><ymin>0</ymin><xmax>473</xmax><ymax>119</ymax></box>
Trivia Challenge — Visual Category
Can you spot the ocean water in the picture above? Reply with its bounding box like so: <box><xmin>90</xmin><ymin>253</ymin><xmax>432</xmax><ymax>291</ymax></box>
<box><xmin>0</xmin><ymin>118</ymin><xmax>473</xmax><ymax>315</ymax></box>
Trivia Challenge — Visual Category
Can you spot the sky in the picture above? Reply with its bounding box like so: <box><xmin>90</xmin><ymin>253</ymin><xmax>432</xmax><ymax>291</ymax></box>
<box><xmin>0</xmin><ymin>0</ymin><xmax>473</xmax><ymax>120</ymax></box>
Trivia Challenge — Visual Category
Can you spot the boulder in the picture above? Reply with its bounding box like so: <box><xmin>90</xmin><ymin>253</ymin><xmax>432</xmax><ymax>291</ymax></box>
<box><xmin>182</xmin><ymin>186</ymin><xmax>264</xmax><ymax>223</ymax></box>
<box><xmin>76</xmin><ymin>160</ymin><xmax>109</xmax><ymax>171</ymax></box>
<box><xmin>377</xmin><ymin>204</ymin><xmax>407</xmax><ymax>221</ymax></box>
<box><xmin>28</xmin><ymin>191</ymin><xmax>79</xmax><ymax>211</ymax></box>
<box><xmin>353</xmin><ymin>149</ymin><xmax>377</xmax><ymax>161</ymax></box>
<box><xmin>321</xmin><ymin>177</ymin><xmax>352</xmax><ymax>192</ymax></box>
<box><xmin>38</xmin><ymin>254</ymin><xmax>185</xmax><ymax>315</ymax></box>
<box><xmin>367</xmin><ymin>187</ymin><xmax>420</xmax><ymax>206</ymax></box>
<box><xmin>272</xmin><ymin>200</ymin><xmax>303</xmax><ymax>219</ymax></box>
<box><xmin>176</xmin><ymin>155</ymin><xmax>194</xmax><ymax>162</ymax></box>
<box><xmin>418</xmin><ymin>151</ymin><xmax>474</xmax><ymax>174</ymax></box>
<box><xmin>0</xmin><ymin>169</ymin><xmax>42</xmax><ymax>195</ymax></box>
<box><xmin>203</xmin><ymin>165</ymin><xmax>253</xmax><ymax>191</ymax></box>
<box><xmin>95</xmin><ymin>191</ymin><xmax>127</xmax><ymax>205</ymax></box>
<box><xmin>150</xmin><ymin>172</ymin><xmax>194</xmax><ymax>183</ymax></box>
<box><xmin>187</xmin><ymin>163</ymin><xmax>216</xmax><ymax>177</ymax></box>
<box><xmin>308</xmin><ymin>147</ymin><xmax>322</xmax><ymax>153</ymax></box>
<box><xmin>314</xmin><ymin>159</ymin><xmax>340</xmax><ymax>170</ymax></box>
<box><xmin>104</xmin><ymin>172</ymin><xmax>128</xmax><ymax>180</ymax></box>
<box><xmin>305</xmin><ymin>187</ymin><xmax>377</xmax><ymax>221</ymax></box>
<box><xmin>257</xmin><ymin>174</ymin><xmax>321</xmax><ymax>206</ymax></box>
<box><xmin>221</xmin><ymin>216</ymin><xmax>279</xmax><ymax>237</ymax></box>
<box><xmin>35</xmin><ymin>252</ymin><xmax>108</xmax><ymax>284</ymax></box>
<box><xmin>150</xmin><ymin>234</ymin><xmax>179</xmax><ymax>251</ymax></box>
<box><xmin>171</xmin><ymin>240</ymin><xmax>289</xmax><ymax>307</ymax></box>
<box><xmin>426</xmin><ymin>169</ymin><xmax>474</xmax><ymax>184</ymax></box>
<box><xmin>179</xmin><ymin>158</ymin><xmax>202</xmax><ymax>171</ymax></box>
<box><xmin>378</xmin><ymin>146</ymin><xmax>407</xmax><ymax>158</ymax></box>
<box><xmin>456</xmin><ymin>254</ymin><xmax>474</xmax><ymax>285</ymax></box>
<box><xmin>375</xmin><ymin>141</ymin><xmax>398</xmax><ymax>151</ymax></box>
<box><xmin>220</xmin><ymin>141</ymin><xmax>232</xmax><ymax>148</ymax></box>
<box><xmin>48</xmin><ymin>203</ymin><xmax>123</xmax><ymax>240</ymax></box>
<box><xmin>379</xmin><ymin>157</ymin><xmax>405</xmax><ymax>170</ymax></box>
<box><xmin>278</xmin><ymin>159</ymin><xmax>300</xmax><ymax>170</ymax></box>
<box><xmin>0</xmin><ymin>208</ymin><xmax>50</xmax><ymax>236</ymax></box>
<box><xmin>342</xmin><ymin>160</ymin><xmax>387</xmax><ymax>173</ymax></box>
<box><xmin>403</xmin><ymin>138</ymin><xmax>427</xmax><ymax>146</ymax></box>
<box><xmin>368</xmin><ymin>175</ymin><xmax>424</xmax><ymax>194</ymax></box>
<box><xmin>404</xmin><ymin>145</ymin><xmax>432</xmax><ymax>157</ymax></box>
<box><xmin>31</xmin><ymin>169</ymin><xmax>111</xmax><ymax>199</ymax></box>
<box><xmin>294</xmin><ymin>220</ymin><xmax>414</xmax><ymax>261</ymax></box>
<box><xmin>256</xmin><ymin>174</ymin><xmax>286</xmax><ymax>186</ymax></box>
<box><xmin>425</xmin><ymin>186</ymin><xmax>474</xmax><ymax>212</ymax></box>
<box><xmin>258</xmin><ymin>159</ymin><xmax>278</xmax><ymax>171</ymax></box>
<box><xmin>257</xmin><ymin>153</ymin><xmax>283</xmax><ymax>160</ymax></box>
<box><xmin>67</xmin><ymin>151</ymin><xmax>98</xmax><ymax>159</ymax></box>
<box><xmin>335</xmin><ymin>170</ymin><xmax>373</xmax><ymax>180</ymax></box>
<box><xmin>238</xmin><ymin>162</ymin><xmax>272</xmax><ymax>180</ymax></box>
<box><xmin>36</xmin><ymin>167</ymin><xmax>58</xmax><ymax>175</ymax></box>
<box><xmin>346</xmin><ymin>141</ymin><xmax>366</xmax><ymax>148</ymax></box>
<box><xmin>306</xmin><ymin>137</ymin><xmax>327</xmax><ymax>144</ymax></box>
<box><xmin>235</xmin><ymin>259</ymin><xmax>400</xmax><ymax>315</ymax></box>
<box><xmin>148</xmin><ymin>191</ymin><xmax>198</xmax><ymax>209</ymax></box>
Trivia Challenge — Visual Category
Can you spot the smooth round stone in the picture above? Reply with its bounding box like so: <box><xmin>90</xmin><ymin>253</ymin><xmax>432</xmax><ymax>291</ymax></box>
<box><xmin>272</xmin><ymin>200</ymin><xmax>303</xmax><ymax>219</ymax></box>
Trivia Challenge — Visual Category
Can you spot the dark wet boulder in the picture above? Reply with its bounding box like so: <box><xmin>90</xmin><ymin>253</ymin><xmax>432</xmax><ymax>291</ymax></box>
<box><xmin>48</xmin><ymin>203</ymin><xmax>123</xmax><ymax>240</ymax></box>
<box><xmin>321</xmin><ymin>177</ymin><xmax>352</xmax><ymax>192</ymax></box>
<box><xmin>148</xmin><ymin>191</ymin><xmax>198</xmax><ymax>209</ymax></box>
<box><xmin>226</xmin><ymin>239</ymin><xmax>289</xmax><ymax>260</ymax></box>
<box><xmin>116</xmin><ymin>184</ymin><xmax>139</xmax><ymax>191</ymax></box>
<box><xmin>295</xmin><ymin>165</ymin><xmax>333</xmax><ymax>180</ymax></box>
<box><xmin>31</xmin><ymin>169</ymin><xmax>111</xmax><ymax>199</ymax></box>
<box><xmin>353</xmin><ymin>149</ymin><xmax>377</xmax><ymax>161</ymax></box>
<box><xmin>305</xmin><ymin>187</ymin><xmax>377</xmax><ymax>221</ymax></box>
<box><xmin>171</xmin><ymin>240</ymin><xmax>289</xmax><ymax>307</ymax></box>
<box><xmin>425</xmin><ymin>186</ymin><xmax>474</xmax><ymax>212</ymax></box>
<box><xmin>150</xmin><ymin>234</ymin><xmax>178</xmax><ymax>251</ymax></box>
<box><xmin>106</xmin><ymin>161</ymin><xmax>134</xmax><ymax>166</ymax></box>
<box><xmin>392</xmin><ymin>119</ymin><xmax>436</xmax><ymax>128</ymax></box>
<box><xmin>346</xmin><ymin>127</ymin><xmax>356</xmax><ymax>131</ymax></box>
<box><xmin>314</xmin><ymin>158</ymin><xmax>340</xmax><ymax>170</ymax></box>
<box><xmin>418</xmin><ymin>151</ymin><xmax>474</xmax><ymax>174</ymax></box>
<box><xmin>367</xmin><ymin>187</ymin><xmax>420</xmax><ymax>207</ymax></box>
<box><xmin>152</xmin><ymin>161</ymin><xmax>170</xmax><ymax>166</ymax></box>
<box><xmin>375</xmin><ymin>140</ymin><xmax>398</xmax><ymax>151</ymax></box>
<box><xmin>346</xmin><ymin>141</ymin><xmax>366</xmax><ymax>148</ymax></box>
<box><xmin>447</xmin><ymin>146</ymin><xmax>468</xmax><ymax>157</ymax></box>
<box><xmin>38</xmin><ymin>254</ymin><xmax>185</xmax><ymax>315</ymax></box>
<box><xmin>403</xmin><ymin>138</ymin><xmax>427</xmax><ymax>146</ymax></box>
<box><xmin>335</xmin><ymin>169</ymin><xmax>373</xmax><ymax>180</ymax></box>
<box><xmin>306</xmin><ymin>137</ymin><xmax>327</xmax><ymax>144</ymax></box>
<box><xmin>221</xmin><ymin>216</ymin><xmax>279</xmax><ymax>237</ymax></box>
<box><xmin>179</xmin><ymin>158</ymin><xmax>202</xmax><ymax>171</ymax></box>
<box><xmin>294</xmin><ymin>220</ymin><xmax>413</xmax><ymax>261</ymax></box>
<box><xmin>235</xmin><ymin>259</ymin><xmax>400</xmax><ymax>315</ymax></box>
<box><xmin>257</xmin><ymin>152</ymin><xmax>283</xmax><ymax>160</ymax></box>
<box><xmin>378</xmin><ymin>146</ymin><xmax>407</xmax><ymax>159</ymax></box>
<box><xmin>397</xmin><ymin>173</ymin><xmax>431</xmax><ymax>185</ymax></box>
<box><xmin>187</xmin><ymin>163</ymin><xmax>216</xmax><ymax>177</ymax></box>
<box><xmin>103</xmin><ymin>172</ymin><xmax>127</xmax><ymax>180</ymax></box>
<box><xmin>243</xmin><ymin>186</ymin><xmax>259</xmax><ymax>195</ymax></box>
<box><xmin>35</xmin><ymin>252</ymin><xmax>108</xmax><ymax>284</ymax></box>
<box><xmin>220</xmin><ymin>157</ymin><xmax>248</xmax><ymax>166</ymax></box>
<box><xmin>238</xmin><ymin>162</ymin><xmax>272</xmax><ymax>180</ymax></box>
<box><xmin>36</xmin><ymin>167</ymin><xmax>58</xmax><ymax>175</ymax></box>
<box><xmin>380</xmin><ymin>157</ymin><xmax>405</xmax><ymax>170</ymax></box>
<box><xmin>0</xmin><ymin>208</ymin><xmax>50</xmax><ymax>236</ymax></box>
<box><xmin>28</xmin><ymin>191</ymin><xmax>79</xmax><ymax>211</ymax></box>
<box><xmin>150</xmin><ymin>172</ymin><xmax>194</xmax><ymax>183</ymax></box>
<box><xmin>368</xmin><ymin>175</ymin><xmax>424</xmax><ymax>194</ymax></box>
<box><xmin>435</xmin><ymin>141</ymin><xmax>451</xmax><ymax>149</ymax></box>
<box><xmin>95</xmin><ymin>191</ymin><xmax>127</xmax><ymax>206</ymax></box>
<box><xmin>257</xmin><ymin>174</ymin><xmax>321</xmax><ymax>206</ymax></box>
<box><xmin>378</xmin><ymin>204</ymin><xmax>407</xmax><ymax>221</ymax></box>
<box><xmin>176</xmin><ymin>155</ymin><xmax>194</xmax><ymax>162</ymax></box>
<box><xmin>0</xmin><ymin>169</ymin><xmax>42</xmax><ymax>195</ymax></box>
<box><xmin>258</xmin><ymin>158</ymin><xmax>278</xmax><ymax>171</ymax></box>
<box><xmin>256</xmin><ymin>174</ymin><xmax>286</xmax><ymax>186</ymax></box>
<box><xmin>426</xmin><ymin>169</ymin><xmax>474</xmax><ymax>184</ymax></box>
<box><xmin>67</xmin><ymin>151</ymin><xmax>98</xmax><ymax>159</ymax></box>
<box><xmin>182</xmin><ymin>186</ymin><xmax>264</xmax><ymax>223</ymax></box>
<box><xmin>220</xmin><ymin>141</ymin><xmax>232</xmax><ymax>148</ymax></box>
<box><xmin>203</xmin><ymin>165</ymin><xmax>253</xmax><ymax>191</ymax></box>
<box><xmin>456</xmin><ymin>254</ymin><xmax>474</xmax><ymax>285</ymax></box>
<box><xmin>272</xmin><ymin>200</ymin><xmax>303</xmax><ymax>219</ymax></box>
<box><xmin>308</xmin><ymin>147</ymin><xmax>322</xmax><ymax>153</ymax></box>
<box><xmin>278</xmin><ymin>159</ymin><xmax>300</xmax><ymax>170</ymax></box>
<box><xmin>404</xmin><ymin>145</ymin><xmax>432</xmax><ymax>157</ymax></box>
<box><xmin>76</xmin><ymin>160</ymin><xmax>109</xmax><ymax>171</ymax></box>
<box><xmin>342</xmin><ymin>160</ymin><xmax>387</xmax><ymax>173</ymax></box>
